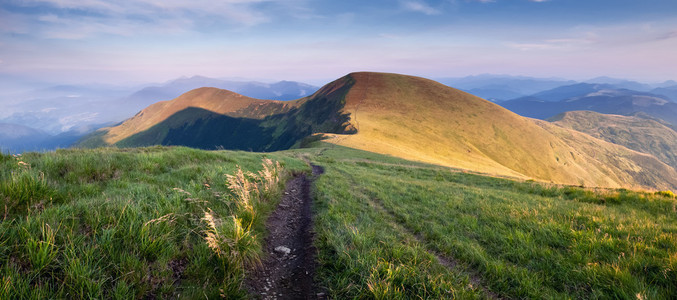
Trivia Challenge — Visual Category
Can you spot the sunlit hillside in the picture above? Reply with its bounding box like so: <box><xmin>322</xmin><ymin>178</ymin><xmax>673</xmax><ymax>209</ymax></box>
<box><xmin>323</xmin><ymin>72</ymin><xmax>677</xmax><ymax>190</ymax></box>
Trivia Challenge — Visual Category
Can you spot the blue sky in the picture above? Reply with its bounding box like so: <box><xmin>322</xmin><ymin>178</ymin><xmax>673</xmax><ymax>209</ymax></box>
<box><xmin>1</xmin><ymin>0</ymin><xmax>676</xmax><ymax>85</ymax></box>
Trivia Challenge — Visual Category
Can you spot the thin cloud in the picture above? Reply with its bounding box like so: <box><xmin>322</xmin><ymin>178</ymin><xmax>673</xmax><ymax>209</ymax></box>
<box><xmin>401</xmin><ymin>1</ymin><xmax>441</xmax><ymax>15</ymax></box>
<box><xmin>507</xmin><ymin>35</ymin><xmax>596</xmax><ymax>51</ymax></box>
<box><xmin>4</xmin><ymin>0</ymin><xmax>305</xmax><ymax>39</ymax></box>
<box><xmin>657</xmin><ymin>30</ymin><xmax>677</xmax><ymax>41</ymax></box>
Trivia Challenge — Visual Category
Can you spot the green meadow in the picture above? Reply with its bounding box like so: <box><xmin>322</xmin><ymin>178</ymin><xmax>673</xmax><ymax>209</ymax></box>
<box><xmin>1</xmin><ymin>145</ymin><xmax>676</xmax><ymax>298</ymax></box>
<box><xmin>0</xmin><ymin>147</ymin><xmax>307</xmax><ymax>299</ymax></box>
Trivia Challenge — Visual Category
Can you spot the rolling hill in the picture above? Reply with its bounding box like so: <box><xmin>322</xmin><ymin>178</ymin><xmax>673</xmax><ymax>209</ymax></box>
<box><xmin>77</xmin><ymin>82</ymin><xmax>356</xmax><ymax>151</ymax></box>
<box><xmin>79</xmin><ymin>72</ymin><xmax>677</xmax><ymax>191</ymax></box>
<box><xmin>549</xmin><ymin>111</ymin><xmax>677</xmax><ymax>170</ymax></box>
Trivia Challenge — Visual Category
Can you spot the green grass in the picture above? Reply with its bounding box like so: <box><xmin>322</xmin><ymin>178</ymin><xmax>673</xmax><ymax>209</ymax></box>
<box><xmin>0</xmin><ymin>146</ymin><xmax>308</xmax><ymax>298</ymax></box>
<box><xmin>310</xmin><ymin>146</ymin><xmax>677</xmax><ymax>299</ymax></box>
<box><xmin>1</xmin><ymin>145</ymin><xmax>676</xmax><ymax>299</ymax></box>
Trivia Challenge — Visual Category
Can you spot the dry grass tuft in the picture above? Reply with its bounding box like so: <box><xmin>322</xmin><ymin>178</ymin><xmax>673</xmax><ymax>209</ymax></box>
<box><xmin>202</xmin><ymin>158</ymin><xmax>285</xmax><ymax>276</ymax></box>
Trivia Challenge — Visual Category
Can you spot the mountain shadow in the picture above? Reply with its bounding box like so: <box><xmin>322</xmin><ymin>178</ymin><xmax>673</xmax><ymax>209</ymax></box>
<box><xmin>114</xmin><ymin>80</ymin><xmax>356</xmax><ymax>151</ymax></box>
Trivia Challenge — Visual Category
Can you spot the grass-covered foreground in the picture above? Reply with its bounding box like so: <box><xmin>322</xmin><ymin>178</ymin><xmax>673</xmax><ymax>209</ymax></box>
<box><xmin>0</xmin><ymin>146</ymin><xmax>308</xmax><ymax>298</ymax></box>
<box><xmin>1</xmin><ymin>145</ymin><xmax>676</xmax><ymax>299</ymax></box>
<box><xmin>308</xmin><ymin>146</ymin><xmax>677</xmax><ymax>299</ymax></box>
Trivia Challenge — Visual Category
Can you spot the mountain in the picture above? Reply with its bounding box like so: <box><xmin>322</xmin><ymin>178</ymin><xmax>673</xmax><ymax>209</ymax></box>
<box><xmin>120</xmin><ymin>76</ymin><xmax>318</xmax><ymax>113</ymax></box>
<box><xmin>0</xmin><ymin>123</ymin><xmax>49</xmax><ymax>141</ymax></box>
<box><xmin>0</xmin><ymin>77</ymin><xmax>318</xmax><ymax>152</ymax></box>
<box><xmin>0</xmin><ymin>123</ymin><xmax>83</xmax><ymax>153</ymax></box>
<box><xmin>0</xmin><ymin>83</ymin><xmax>137</xmax><ymax>134</ymax></box>
<box><xmin>652</xmin><ymin>85</ymin><xmax>677</xmax><ymax>102</ymax></box>
<box><xmin>319</xmin><ymin>73</ymin><xmax>677</xmax><ymax>190</ymax></box>
<box><xmin>550</xmin><ymin>111</ymin><xmax>677</xmax><ymax>170</ymax></box>
<box><xmin>79</xmin><ymin>72</ymin><xmax>677</xmax><ymax>191</ymax></box>
<box><xmin>77</xmin><ymin>84</ymin><xmax>355</xmax><ymax>150</ymax></box>
<box><xmin>526</xmin><ymin>83</ymin><xmax>615</xmax><ymax>102</ymax></box>
<box><xmin>584</xmin><ymin>76</ymin><xmax>653</xmax><ymax>91</ymax></box>
<box><xmin>436</xmin><ymin>74</ymin><xmax>576</xmax><ymax>101</ymax></box>
<box><xmin>501</xmin><ymin>86</ymin><xmax>677</xmax><ymax>126</ymax></box>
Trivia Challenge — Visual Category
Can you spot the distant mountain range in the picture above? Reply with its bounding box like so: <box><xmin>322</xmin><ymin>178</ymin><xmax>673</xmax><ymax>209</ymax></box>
<box><xmin>652</xmin><ymin>85</ymin><xmax>677</xmax><ymax>102</ymax></box>
<box><xmin>0</xmin><ymin>76</ymin><xmax>319</xmax><ymax>152</ymax></box>
<box><xmin>78</xmin><ymin>72</ymin><xmax>677</xmax><ymax>191</ymax></box>
<box><xmin>500</xmin><ymin>83</ymin><xmax>677</xmax><ymax>127</ymax></box>
<box><xmin>119</xmin><ymin>76</ymin><xmax>319</xmax><ymax>115</ymax></box>
<box><xmin>0</xmin><ymin>123</ymin><xmax>83</xmax><ymax>153</ymax></box>
<box><xmin>437</xmin><ymin>74</ymin><xmax>677</xmax><ymax>102</ymax></box>
<box><xmin>436</xmin><ymin>74</ymin><xmax>577</xmax><ymax>101</ymax></box>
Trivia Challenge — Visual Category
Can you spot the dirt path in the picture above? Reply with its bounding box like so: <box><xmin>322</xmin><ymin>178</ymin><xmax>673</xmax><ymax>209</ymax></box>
<box><xmin>367</xmin><ymin>197</ymin><xmax>499</xmax><ymax>300</ymax></box>
<box><xmin>246</xmin><ymin>165</ymin><xmax>325</xmax><ymax>299</ymax></box>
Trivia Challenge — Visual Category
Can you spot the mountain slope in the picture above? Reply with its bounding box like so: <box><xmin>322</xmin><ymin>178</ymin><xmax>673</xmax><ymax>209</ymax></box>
<box><xmin>320</xmin><ymin>72</ymin><xmax>677</xmax><ymax>190</ymax></box>
<box><xmin>79</xmin><ymin>80</ymin><xmax>356</xmax><ymax>151</ymax></box>
<box><xmin>550</xmin><ymin>111</ymin><xmax>677</xmax><ymax>170</ymax></box>
<box><xmin>80</xmin><ymin>72</ymin><xmax>677</xmax><ymax>190</ymax></box>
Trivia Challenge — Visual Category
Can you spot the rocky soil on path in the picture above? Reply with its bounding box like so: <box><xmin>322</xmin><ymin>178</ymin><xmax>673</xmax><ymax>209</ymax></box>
<box><xmin>246</xmin><ymin>165</ymin><xmax>325</xmax><ymax>299</ymax></box>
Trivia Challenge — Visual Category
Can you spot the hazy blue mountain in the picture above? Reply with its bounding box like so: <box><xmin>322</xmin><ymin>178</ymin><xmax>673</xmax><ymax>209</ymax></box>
<box><xmin>0</xmin><ymin>76</ymin><xmax>318</xmax><ymax>140</ymax></box>
<box><xmin>0</xmin><ymin>84</ymin><xmax>137</xmax><ymax>134</ymax></box>
<box><xmin>584</xmin><ymin>76</ymin><xmax>654</xmax><ymax>92</ymax></box>
<box><xmin>0</xmin><ymin>123</ymin><xmax>86</xmax><ymax>153</ymax></box>
<box><xmin>437</xmin><ymin>74</ymin><xmax>576</xmax><ymax>101</ymax></box>
<box><xmin>655</xmin><ymin>80</ymin><xmax>677</xmax><ymax>88</ymax></box>
<box><xmin>500</xmin><ymin>87</ymin><xmax>677</xmax><ymax>126</ymax></box>
<box><xmin>463</xmin><ymin>87</ymin><xmax>524</xmax><ymax>102</ymax></box>
<box><xmin>121</xmin><ymin>76</ymin><xmax>319</xmax><ymax>113</ymax></box>
<box><xmin>525</xmin><ymin>83</ymin><xmax>615</xmax><ymax>102</ymax></box>
<box><xmin>652</xmin><ymin>85</ymin><xmax>677</xmax><ymax>102</ymax></box>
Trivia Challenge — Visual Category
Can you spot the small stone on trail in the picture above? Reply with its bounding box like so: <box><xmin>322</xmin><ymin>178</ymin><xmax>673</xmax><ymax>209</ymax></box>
<box><xmin>274</xmin><ymin>246</ymin><xmax>291</xmax><ymax>255</ymax></box>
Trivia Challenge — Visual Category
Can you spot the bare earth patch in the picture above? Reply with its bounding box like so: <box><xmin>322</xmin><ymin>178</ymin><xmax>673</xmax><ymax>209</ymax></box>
<box><xmin>246</xmin><ymin>165</ymin><xmax>325</xmax><ymax>299</ymax></box>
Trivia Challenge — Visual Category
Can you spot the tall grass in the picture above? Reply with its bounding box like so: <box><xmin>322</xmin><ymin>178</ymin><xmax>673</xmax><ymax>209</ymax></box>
<box><xmin>24</xmin><ymin>223</ymin><xmax>58</xmax><ymax>274</ymax></box>
<box><xmin>0</xmin><ymin>154</ymin><xmax>61</xmax><ymax>219</ymax></box>
<box><xmin>202</xmin><ymin>158</ymin><xmax>285</xmax><ymax>293</ymax></box>
<box><xmin>0</xmin><ymin>146</ymin><xmax>306</xmax><ymax>298</ymax></box>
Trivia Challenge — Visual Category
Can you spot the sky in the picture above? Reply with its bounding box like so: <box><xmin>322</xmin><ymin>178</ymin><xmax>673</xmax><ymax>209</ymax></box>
<box><xmin>1</xmin><ymin>0</ymin><xmax>677</xmax><ymax>86</ymax></box>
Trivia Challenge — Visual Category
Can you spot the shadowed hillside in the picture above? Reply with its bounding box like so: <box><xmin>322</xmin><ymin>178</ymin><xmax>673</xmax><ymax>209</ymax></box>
<box><xmin>79</xmin><ymin>72</ymin><xmax>677</xmax><ymax>190</ymax></box>
<box><xmin>78</xmin><ymin>80</ymin><xmax>357</xmax><ymax>151</ymax></box>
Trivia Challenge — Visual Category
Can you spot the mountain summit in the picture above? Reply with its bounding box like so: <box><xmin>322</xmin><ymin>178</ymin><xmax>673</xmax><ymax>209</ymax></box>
<box><xmin>79</xmin><ymin>72</ymin><xmax>677</xmax><ymax>190</ymax></box>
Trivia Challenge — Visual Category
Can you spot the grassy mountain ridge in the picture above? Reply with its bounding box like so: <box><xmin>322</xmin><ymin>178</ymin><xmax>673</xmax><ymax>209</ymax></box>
<box><xmin>80</xmin><ymin>72</ymin><xmax>677</xmax><ymax>190</ymax></box>
<box><xmin>324</xmin><ymin>72</ymin><xmax>677</xmax><ymax>191</ymax></box>
<box><xmin>550</xmin><ymin>111</ymin><xmax>677</xmax><ymax>170</ymax></box>
<box><xmin>102</xmin><ymin>87</ymin><xmax>298</xmax><ymax>145</ymax></box>
<box><xmin>80</xmin><ymin>77</ymin><xmax>357</xmax><ymax>151</ymax></box>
